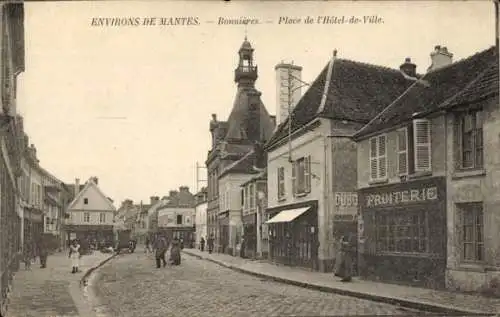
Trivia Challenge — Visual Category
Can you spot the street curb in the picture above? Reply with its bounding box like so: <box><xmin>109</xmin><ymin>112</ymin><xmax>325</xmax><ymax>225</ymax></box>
<box><xmin>183</xmin><ymin>250</ymin><xmax>494</xmax><ymax>316</ymax></box>
<box><xmin>80</xmin><ymin>253</ymin><xmax>118</xmax><ymax>288</ymax></box>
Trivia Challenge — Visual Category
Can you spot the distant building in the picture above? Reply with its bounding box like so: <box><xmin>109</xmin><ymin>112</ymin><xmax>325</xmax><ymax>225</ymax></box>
<box><xmin>194</xmin><ymin>187</ymin><xmax>208</xmax><ymax>249</ymax></box>
<box><xmin>66</xmin><ymin>177</ymin><xmax>116</xmax><ymax>247</ymax></box>
<box><xmin>206</xmin><ymin>38</ymin><xmax>275</xmax><ymax>255</ymax></box>
<box><xmin>157</xmin><ymin>186</ymin><xmax>196</xmax><ymax>247</ymax></box>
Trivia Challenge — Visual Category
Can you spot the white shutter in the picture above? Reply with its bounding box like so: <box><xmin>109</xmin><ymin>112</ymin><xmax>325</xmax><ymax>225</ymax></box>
<box><xmin>397</xmin><ymin>128</ymin><xmax>408</xmax><ymax>175</ymax></box>
<box><xmin>369</xmin><ymin>138</ymin><xmax>378</xmax><ymax>180</ymax></box>
<box><xmin>291</xmin><ymin>161</ymin><xmax>297</xmax><ymax>196</ymax></box>
<box><xmin>413</xmin><ymin>119</ymin><xmax>432</xmax><ymax>172</ymax></box>
<box><xmin>377</xmin><ymin>135</ymin><xmax>387</xmax><ymax>179</ymax></box>
<box><xmin>304</xmin><ymin>156</ymin><xmax>311</xmax><ymax>193</ymax></box>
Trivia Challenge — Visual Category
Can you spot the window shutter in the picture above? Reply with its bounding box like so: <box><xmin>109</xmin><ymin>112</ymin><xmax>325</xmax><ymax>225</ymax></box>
<box><xmin>378</xmin><ymin>135</ymin><xmax>387</xmax><ymax>178</ymax></box>
<box><xmin>397</xmin><ymin>129</ymin><xmax>408</xmax><ymax>175</ymax></box>
<box><xmin>453</xmin><ymin>115</ymin><xmax>462</xmax><ymax>170</ymax></box>
<box><xmin>305</xmin><ymin>156</ymin><xmax>311</xmax><ymax>193</ymax></box>
<box><xmin>291</xmin><ymin>161</ymin><xmax>297</xmax><ymax>196</ymax></box>
<box><xmin>369</xmin><ymin>138</ymin><xmax>378</xmax><ymax>180</ymax></box>
<box><xmin>413</xmin><ymin>119</ymin><xmax>432</xmax><ymax>172</ymax></box>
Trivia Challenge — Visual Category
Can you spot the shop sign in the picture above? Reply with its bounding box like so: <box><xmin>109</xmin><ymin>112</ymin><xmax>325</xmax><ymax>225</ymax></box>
<box><xmin>335</xmin><ymin>192</ymin><xmax>358</xmax><ymax>207</ymax></box>
<box><xmin>365</xmin><ymin>186</ymin><xmax>438</xmax><ymax>208</ymax></box>
<box><xmin>334</xmin><ymin>192</ymin><xmax>358</xmax><ymax>216</ymax></box>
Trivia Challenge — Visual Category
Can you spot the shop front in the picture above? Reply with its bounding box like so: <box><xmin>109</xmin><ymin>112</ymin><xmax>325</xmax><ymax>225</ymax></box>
<box><xmin>266</xmin><ymin>200</ymin><xmax>319</xmax><ymax>270</ymax></box>
<box><xmin>358</xmin><ymin>177</ymin><xmax>447</xmax><ymax>289</ymax></box>
<box><xmin>65</xmin><ymin>224</ymin><xmax>114</xmax><ymax>250</ymax></box>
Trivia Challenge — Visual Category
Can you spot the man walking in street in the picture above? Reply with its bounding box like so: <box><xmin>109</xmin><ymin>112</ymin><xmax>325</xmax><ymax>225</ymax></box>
<box><xmin>153</xmin><ymin>236</ymin><xmax>167</xmax><ymax>268</ymax></box>
<box><xmin>38</xmin><ymin>237</ymin><xmax>49</xmax><ymax>269</ymax></box>
<box><xmin>207</xmin><ymin>234</ymin><xmax>214</xmax><ymax>254</ymax></box>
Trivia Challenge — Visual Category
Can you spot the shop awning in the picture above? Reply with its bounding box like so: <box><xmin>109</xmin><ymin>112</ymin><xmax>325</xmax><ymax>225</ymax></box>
<box><xmin>265</xmin><ymin>206</ymin><xmax>311</xmax><ymax>224</ymax></box>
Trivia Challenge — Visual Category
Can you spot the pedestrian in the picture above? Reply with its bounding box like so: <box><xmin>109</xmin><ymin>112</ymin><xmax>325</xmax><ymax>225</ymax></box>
<box><xmin>38</xmin><ymin>237</ymin><xmax>48</xmax><ymax>269</ymax></box>
<box><xmin>23</xmin><ymin>243</ymin><xmax>32</xmax><ymax>270</ymax></box>
<box><xmin>145</xmin><ymin>236</ymin><xmax>151</xmax><ymax>254</ymax></box>
<box><xmin>69</xmin><ymin>239</ymin><xmax>81</xmax><ymax>273</ymax></box>
<box><xmin>334</xmin><ymin>235</ymin><xmax>354</xmax><ymax>282</ymax></box>
<box><xmin>169</xmin><ymin>238</ymin><xmax>181</xmax><ymax>265</ymax></box>
<box><xmin>153</xmin><ymin>236</ymin><xmax>167</xmax><ymax>268</ymax></box>
<box><xmin>207</xmin><ymin>234</ymin><xmax>214</xmax><ymax>254</ymax></box>
<box><xmin>200</xmin><ymin>237</ymin><xmax>205</xmax><ymax>252</ymax></box>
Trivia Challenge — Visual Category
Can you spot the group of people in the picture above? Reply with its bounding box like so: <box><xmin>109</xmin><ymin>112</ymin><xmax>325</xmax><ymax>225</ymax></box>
<box><xmin>22</xmin><ymin>237</ymin><xmax>49</xmax><ymax>270</ymax></box>
<box><xmin>145</xmin><ymin>235</ymin><xmax>182</xmax><ymax>268</ymax></box>
<box><xmin>198</xmin><ymin>234</ymin><xmax>214</xmax><ymax>254</ymax></box>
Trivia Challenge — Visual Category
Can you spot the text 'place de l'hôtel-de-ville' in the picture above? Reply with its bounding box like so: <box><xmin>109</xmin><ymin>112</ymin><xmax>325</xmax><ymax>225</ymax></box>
<box><xmin>1</xmin><ymin>4</ymin><xmax>500</xmax><ymax>312</ymax></box>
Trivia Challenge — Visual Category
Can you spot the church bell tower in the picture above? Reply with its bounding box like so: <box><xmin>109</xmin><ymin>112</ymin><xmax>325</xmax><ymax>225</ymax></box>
<box><xmin>234</xmin><ymin>37</ymin><xmax>258</xmax><ymax>87</ymax></box>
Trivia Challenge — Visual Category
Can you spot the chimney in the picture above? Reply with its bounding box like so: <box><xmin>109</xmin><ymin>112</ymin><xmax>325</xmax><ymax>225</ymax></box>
<box><xmin>275</xmin><ymin>62</ymin><xmax>303</xmax><ymax>126</ymax></box>
<box><xmin>93</xmin><ymin>177</ymin><xmax>98</xmax><ymax>185</ymax></box>
<box><xmin>399</xmin><ymin>57</ymin><xmax>417</xmax><ymax>77</ymax></box>
<box><xmin>150</xmin><ymin>196</ymin><xmax>160</xmax><ymax>205</ymax></box>
<box><xmin>427</xmin><ymin>45</ymin><xmax>453</xmax><ymax>72</ymax></box>
<box><xmin>74</xmin><ymin>178</ymin><xmax>80</xmax><ymax>197</ymax></box>
<box><xmin>169</xmin><ymin>190</ymin><xmax>178</xmax><ymax>198</ymax></box>
<box><xmin>179</xmin><ymin>186</ymin><xmax>189</xmax><ymax>192</ymax></box>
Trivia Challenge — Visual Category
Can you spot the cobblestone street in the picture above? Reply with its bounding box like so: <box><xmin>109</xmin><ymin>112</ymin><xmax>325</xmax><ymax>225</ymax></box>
<box><xmin>89</xmin><ymin>252</ymin><xmax>422</xmax><ymax>317</ymax></box>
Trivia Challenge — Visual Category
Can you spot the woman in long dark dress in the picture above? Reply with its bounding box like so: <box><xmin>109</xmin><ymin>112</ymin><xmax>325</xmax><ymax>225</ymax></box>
<box><xmin>169</xmin><ymin>238</ymin><xmax>181</xmax><ymax>265</ymax></box>
<box><xmin>334</xmin><ymin>235</ymin><xmax>354</xmax><ymax>282</ymax></box>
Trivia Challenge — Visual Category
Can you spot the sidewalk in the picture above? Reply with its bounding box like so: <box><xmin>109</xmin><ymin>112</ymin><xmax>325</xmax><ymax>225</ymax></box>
<box><xmin>183</xmin><ymin>248</ymin><xmax>500</xmax><ymax>316</ymax></box>
<box><xmin>6</xmin><ymin>251</ymin><xmax>115</xmax><ymax>317</ymax></box>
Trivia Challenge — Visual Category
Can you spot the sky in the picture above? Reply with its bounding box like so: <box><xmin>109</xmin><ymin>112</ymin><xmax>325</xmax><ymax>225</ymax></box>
<box><xmin>17</xmin><ymin>0</ymin><xmax>495</xmax><ymax>207</ymax></box>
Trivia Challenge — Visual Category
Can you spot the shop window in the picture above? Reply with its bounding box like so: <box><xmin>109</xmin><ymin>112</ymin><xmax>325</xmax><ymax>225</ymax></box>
<box><xmin>458</xmin><ymin>203</ymin><xmax>484</xmax><ymax>263</ymax></box>
<box><xmin>375</xmin><ymin>210</ymin><xmax>428</xmax><ymax>253</ymax></box>
<box><xmin>277</xmin><ymin>167</ymin><xmax>286</xmax><ymax>200</ymax></box>
<box><xmin>369</xmin><ymin>135</ymin><xmax>387</xmax><ymax>181</ymax></box>
<box><xmin>455</xmin><ymin>110</ymin><xmax>483</xmax><ymax>170</ymax></box>
<box><xmin>83</xmin><ymin>212</ymin><xmax>90</xmax><ymax>223</ymax></box>
<box><xmin>292</xmin><ymin>156</ymin><xmax>311</xmax><ymax>196</ymax></box>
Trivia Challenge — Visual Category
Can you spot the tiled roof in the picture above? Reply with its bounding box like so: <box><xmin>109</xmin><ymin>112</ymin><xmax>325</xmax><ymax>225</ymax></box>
<box><xmin>440</xmin><ymin>60</ymin><xmax>498</xmax><ymax>109</ymax></box>
<box><xmin>224</xmin><ymin>87</ymin><xmax>275</xmax><ymax>143</ymax></box>
<box><xmin>266</xmin><ymin>56</ymin><xmax>413</xmax><ymax>148</ymax></box>
<box><xmin>355</xmin><ymin>46</ymin><xmax>497</xmax><ymax>139</ymax></box>
<box><xmin>220</xmin><ymin>150</ymin><xmax>258</xmax><ymax>178</ymax></box>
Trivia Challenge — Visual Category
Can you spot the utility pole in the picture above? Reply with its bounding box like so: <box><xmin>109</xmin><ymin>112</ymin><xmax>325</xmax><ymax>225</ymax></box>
<box><xmin>195</xmin><ymin>162</ymin><xmax>207</xmax><ymax>193</ymax></box>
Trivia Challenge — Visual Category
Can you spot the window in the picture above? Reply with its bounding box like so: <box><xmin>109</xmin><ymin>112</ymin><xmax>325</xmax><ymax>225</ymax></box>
<box><xmin>249</xmin><ymin>183</ymin><xmax>255</xmax><ymax>209</ymax></box>
<box><xmin>376</xmin><ymin>210</ymin><xmax>428</xmax><ymax>253</ymax></box>
<box><xmin>241</xmin><ymin>189</ymin><xmax>244</xmax><ymax>208</ymax></box>
<box><xmin>277</xmin><ymin>167</ymin><xmax>285</xmax><ymax>199</ymax></box>
<box><xmin>458</xmin><ymin>203</ymin><xmax>484</xmax><ymax>262</ymax></box>
<box><xmin>84</xmin><ymin>198</ymin><xmax>88</xmax><ymax>205</ymax></box>
<box><xmin>369</xmin><ymin>135</ymin><xmax>387</xmax><ymax>181</ymax></box>
<box><xmin>413</xmin><ymin>119</ymin><xmax>432</xmax><ymax>172</ymax></box>
<box><xmin>292</xmin><ymin>156</ymin><xmax>311</xmax><ymax>196</ymax></box>
<box><xmin>99</xmin><ymin>212</ymin><xmax>106</xmax><ymax>223</ymax></box>
<box><xmin>176</xmin><ymin>215</ymin><xmax>182</xmax><ymax>225</ymax></box>
<box><xmin>244</xmin><ymin>186</ymin><xmax>249</xmax><ymax>210</ymax></box>
<box><xmin>83</xmin><ymin>212</ymin><xmax>90</xmax><ymax>223</ymax></box>
<box><xmin>456</xmin><ymin>110</ymin><xmax>483</xmax><ymax>170</ymax></box>
<box><xmin>397</xmin><ymin>128</ymin><xmax>408</xmax><ymax>175</ymax></box>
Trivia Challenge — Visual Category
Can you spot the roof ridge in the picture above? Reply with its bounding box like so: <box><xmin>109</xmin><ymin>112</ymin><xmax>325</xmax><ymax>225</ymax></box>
<box><xmin>336</xmin><ymin>58</ymin><xmax>403</xmax><ymax>74</ymax></box>
<box><xmin>221</xmin><ymin>149</ymin><xmax>255</xmax><ymax>175</ymax></box>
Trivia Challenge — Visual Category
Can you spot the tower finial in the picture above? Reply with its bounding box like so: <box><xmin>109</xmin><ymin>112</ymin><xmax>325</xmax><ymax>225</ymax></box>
<box><xmin>244</xmin><ymin>24</ymin><xmax>248</xmax><ymax>41</ymax></box>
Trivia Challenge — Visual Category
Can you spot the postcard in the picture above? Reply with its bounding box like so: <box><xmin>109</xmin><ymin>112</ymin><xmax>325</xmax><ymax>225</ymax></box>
<box><xmin>2</xmin><ymin>1</ymin><xmax>499</xmax><ymax>317</ymax></box>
